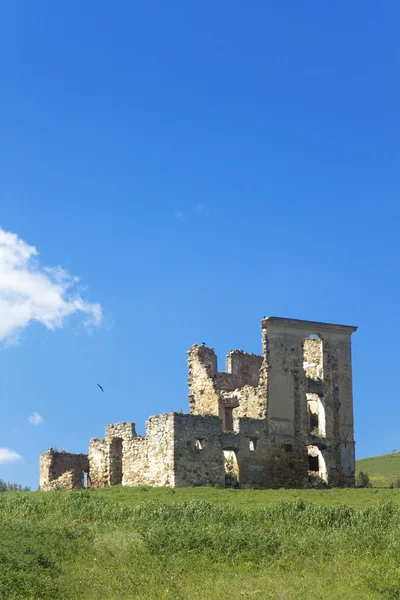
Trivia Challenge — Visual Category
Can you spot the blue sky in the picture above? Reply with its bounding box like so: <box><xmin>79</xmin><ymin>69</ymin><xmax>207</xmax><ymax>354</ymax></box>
<box><xmin>1</xmin><ymin>1</ymin><xmax>399</xmax><ymax>489</ymax></box>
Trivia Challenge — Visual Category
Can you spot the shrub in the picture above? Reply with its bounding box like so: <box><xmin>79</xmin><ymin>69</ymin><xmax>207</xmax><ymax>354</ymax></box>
<box><xmin>356</xmin><ymin>471</ymin><xmax>371</xmax><ymax>488</ymax></box>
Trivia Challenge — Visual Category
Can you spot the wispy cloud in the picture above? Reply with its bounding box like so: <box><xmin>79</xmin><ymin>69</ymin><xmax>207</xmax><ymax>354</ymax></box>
<box><xmin>0</xmin><ymin>228</ymin><xmax>102</xmax><ymax>344</ymax></box>
<box><xmin>28</xmin><ymin>412</ymin><xmax>44</xmax><ymax>426</ymax></box>
<box><xmin>194</xmin><ymin>203</ymin><xmax>208</xmax><ymax>216</ymax></box>
<box><xmin>0</xmin><ymin>448</ymin><xmax>22</xmax><ymax>464</ymax></box>
<box><xmin>174</xmin><ymin>204</ymin><xmax>209</xmax><ymax>221</ymax></box>
<box><xmin>174</xmin><ymin>210</ymin><xmax>186</xmax><ymax>221</ymax></box>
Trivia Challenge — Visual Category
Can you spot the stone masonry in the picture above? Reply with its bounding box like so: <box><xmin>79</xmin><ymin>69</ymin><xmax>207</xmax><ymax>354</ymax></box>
<box><xmin>39</xmin><ymin>316</ymin><xmax>357</xmax><ymax>490</ymax></box>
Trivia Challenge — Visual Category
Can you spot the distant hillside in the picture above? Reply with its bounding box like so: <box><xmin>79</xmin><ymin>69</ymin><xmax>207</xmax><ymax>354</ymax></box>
<box><xmin>356</xmin><ymin>453</ymin><xmax>400</xmax><ymax>487</ymax></box>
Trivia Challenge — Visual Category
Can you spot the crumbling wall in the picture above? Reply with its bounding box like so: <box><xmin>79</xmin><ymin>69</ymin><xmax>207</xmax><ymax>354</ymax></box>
<box><xmin>40</xmin><ymin>450</ymin><xmax>88</xmax><ymax>491</ymax></box>
<box><xmin>232</xmin><ymin>385</ymin><xmax>266</xmax><ymax>420</ymax></box>
<box><xmin>88</xmin><ymin>422</ymin><xmax>137</xmax><ymax>488</ymax></box>
<box><xmin>188</xmin><ymin>345</ymin><xmax>220</xmax><ymax>415</ymax></box>
<box><xmin>229</xmin><ymin>418</ymin><xmax>269</xmax><ymax>488</ymax></box>
<box><xmin>106</xmin><ymin>422</ymin><xmax>136</xmax><ymax>442</ymax></box>
<box><xmin>188</xmin><ymin>345</ymin><xmax>265</xmax><ymax>420</ymax></box>
<box><xmin>173</xmin><ymin>414</ymin><xmax>225</xmax><ymax>487</ymax></box>
<box><xmin>264</xmin><ymin>442</ymin><xmax>310</xmax><ymax>489</ymax></box>
<box><xmin>88</xmin><ymin>438</ymin><xmax>109</xmax><ymax>487</ymax></box>
<box><xmin>123</xmin><ymin>414</ymin><xmax>175</xmax><ymax>487</ymax></box>
<box><xmin>226</xmin><ymin>351</ymin><xmax>263</xmax><ymax>387</ymax></box>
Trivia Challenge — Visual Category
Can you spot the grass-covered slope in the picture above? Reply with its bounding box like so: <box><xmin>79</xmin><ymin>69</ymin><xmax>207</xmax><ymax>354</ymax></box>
<box><xmin>2</xmin><ymin>487</ymin><xmax>400</xmax><ymax>599</ymax></box>
<box><xmin>356</xmin><ymin>452</ymin><xmax>400</xmax><ymax>487</ymax></box>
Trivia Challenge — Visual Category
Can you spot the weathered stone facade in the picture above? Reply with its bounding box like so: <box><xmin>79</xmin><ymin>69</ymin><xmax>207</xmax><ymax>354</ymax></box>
<box><xmin>39</xmin><ymin>450</ymin><xmax>88</xmax><ymax>491</ymax></box>
<box><xmin>39</xmin><ymin>316</ymin><xmax>357</xmax><ymax>490</ymax></box>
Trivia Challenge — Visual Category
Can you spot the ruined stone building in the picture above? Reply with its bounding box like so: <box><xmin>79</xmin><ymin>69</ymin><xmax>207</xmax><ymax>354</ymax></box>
<box><xmin>40</xmin><ymin>317</ymin><xmax>357</xmax><ymax>490</ymax></box>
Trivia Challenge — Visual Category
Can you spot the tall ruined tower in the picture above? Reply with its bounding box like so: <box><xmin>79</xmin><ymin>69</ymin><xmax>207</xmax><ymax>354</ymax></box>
<box><xmin>187</xmin><ymin>316</ymin><xmax>357</xmax><ymax>487</ymax></box>
<box><xmin>262</xmin><ymin>317</ymin><xmax>357</xmax><ymax>487</ymax></box>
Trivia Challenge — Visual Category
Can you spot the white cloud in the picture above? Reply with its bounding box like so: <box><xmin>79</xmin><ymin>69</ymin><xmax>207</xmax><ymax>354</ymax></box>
<box><xmin>194</xmin><ymin>203</ymin><xmax>208</xmax><ymax>215</ymax></box>
<box><xmin>0</xmin><ymin>448</ymin><xmax>22</xmax><ymax>464</ymax></box>
<box><xmin>0</xmin><ymin>228</ymin><xmax>102</xmax><ymax>344</ymax></box>
<box><xmin>28</xmin><ymin>412</ymin><xmax>44</xmax><ymax>426</ymax></box>
<box><xmin>174</xmin><ymin>210</ymin><xmax>185</xmax><ymax>221</ymax></box>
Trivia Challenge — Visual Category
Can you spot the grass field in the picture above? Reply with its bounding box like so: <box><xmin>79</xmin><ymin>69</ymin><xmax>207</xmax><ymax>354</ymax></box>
<box><xmin>356</xmin><ymin>452</ymin><xmax>400</xmax><ymax>487</ymax></box>
<box><xmin>1</xmin><ymin>453</ymin><xmax>400</xmax><ymax>600</ymax></box>
<box><xmin>1</xmin><ymin>485</ymin><xmax>400</xmax><ymax>599</ymax></box>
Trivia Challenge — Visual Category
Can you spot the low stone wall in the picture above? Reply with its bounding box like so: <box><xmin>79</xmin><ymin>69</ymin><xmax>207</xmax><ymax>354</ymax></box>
<box><xmin>39</xmin><ymin>450</ymin><xmax>88</xmax><ymax>491</ymax></box>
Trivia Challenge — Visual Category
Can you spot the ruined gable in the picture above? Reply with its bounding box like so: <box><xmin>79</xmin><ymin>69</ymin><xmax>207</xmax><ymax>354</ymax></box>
<box><xmin>187</xmin><ymin>345</ymin><xmax>265</xmax><ymax>420</ymax></box>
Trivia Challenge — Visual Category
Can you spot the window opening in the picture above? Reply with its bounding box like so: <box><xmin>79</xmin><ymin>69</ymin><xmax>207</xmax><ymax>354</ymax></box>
<box><xmin>223</xmin><ymin>406</ymin><xmax>234</xmax><ymax>431</ymax></box>
<box><xmin>309</xmin><ymin>411</ymin><xmax>319</xmax><ymax>432</ymax></box>
<box><xmin>308</xmin><ymin>455</ymin><xmax>319</xmax><ymax>472</ymax></box>
<box><xmin>303</xmin><ymin>334</ymin><xmax>324</xmax><ymax>381</ymax></box>
<box><xmin>307</xmin><ymin>394</ymin><xmax>326</xmax><ymax>438</ymax></box>
<box><xmin>249</xmin><ymin>439</ymin><xmax>257</xmax><ymax>452</ymax></box>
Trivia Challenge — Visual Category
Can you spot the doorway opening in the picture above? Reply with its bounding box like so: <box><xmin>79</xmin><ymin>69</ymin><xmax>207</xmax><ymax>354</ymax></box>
<box><xmin>224</xmin><ymin>450</ymin><xmax>239</xmax><ymax>488</ymax></box>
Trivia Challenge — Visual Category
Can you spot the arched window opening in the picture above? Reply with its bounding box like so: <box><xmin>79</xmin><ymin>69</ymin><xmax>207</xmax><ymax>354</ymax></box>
<box><xmin>307</xmin><ymin>445</ymin><xmax>328</xmax><ymax>484</ymax></box>
<box><xmin>307</xmin><ymin>393</ymin><xmax>326</xmax><ymax>438</ymax></box>
<box><xmin>303</xmin><ymin>334</ymin><xmax>324</xmax><ymax>381</ymax></box>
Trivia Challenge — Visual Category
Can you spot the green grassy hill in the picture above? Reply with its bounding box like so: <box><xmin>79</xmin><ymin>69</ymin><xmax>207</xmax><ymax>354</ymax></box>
<box><xmin>1</xmin><ymin>485</ymin><xmax>400</xmax><ymax>600</ymax></box>
<box><xmin>356</xmin><ymin>452</ymin><xmax>400</xmax><ymax>487</ymax></box>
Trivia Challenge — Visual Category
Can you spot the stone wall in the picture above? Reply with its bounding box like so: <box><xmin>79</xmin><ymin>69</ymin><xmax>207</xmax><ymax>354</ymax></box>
<box><xmin>173</xmin><ymin>414</ymin><xmax>225</xmax><ymax>487</ymax></box>
<box><xmin>87</xmin><ymin>422</ymin><xmax>137</xmax><ymax>488</ymax></box>
<box><xmin>40</xmin><ymin>450</ymin><xmax>88</xmax><ymax>491</ymax></box>
<box><xmin>188</xmin><ymin>345</ymin><xmax>265</xmax><ymax>420</ymax></box>
<box><xmin>105</xmin><ymin>422</ymin><xmax>136</xmax><ymax>442</ymax></box>
<box><xmin>88</xmin><ymin>438</ymin><xmax>109</xmax><ymax>488</ymax></box>
<box><xmin>188</xmin><ymin>345</ymin><xmax>220</xmax><ymax>415</ymax></box>
<box><xmin>230</xmin><ymin>418</ymin><xmax>269</xmax><ymax>488</ymax></box>
<box><xmin>123</xmin><ymin>414</ymin><xmax>175</xmax><ymax>487</ymax></box>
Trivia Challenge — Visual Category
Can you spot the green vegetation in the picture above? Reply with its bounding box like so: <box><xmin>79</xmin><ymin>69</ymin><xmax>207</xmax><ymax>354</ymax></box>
<box><xmin>0</xmin><ymin>479</ymin><xmax>30</xmax><ymax>492</ymax></box>
<box><xmin>355</xmin><ymin>470</ymin><xmax>371</xmax><ymax>488</ymax></box>
<box><xmin>1</xmin><ymin>454</ymin><xmax>400</xmax><ymax>599</ymax></box>
<box><xmin>2</xmin><ymin>485</ymin><xmax>400</xmax><ymax>599</ymax></box>
<box><xmin>356</xmin><ymin>452</ymin><xmax>400</xmax><ymax>487</ymax></box>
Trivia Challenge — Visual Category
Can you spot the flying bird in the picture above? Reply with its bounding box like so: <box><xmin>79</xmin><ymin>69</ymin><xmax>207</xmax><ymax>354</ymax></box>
<box><xmin>97</xmin><ymin>383</ymin><xmax>104</xmax><ymax>392</ymax></box>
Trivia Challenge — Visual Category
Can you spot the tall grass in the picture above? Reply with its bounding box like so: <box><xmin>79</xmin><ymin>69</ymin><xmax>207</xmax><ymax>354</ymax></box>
<box><xmin>1</xmin><ymin>489</ymin><xmax>400</xmax><ymax>598</ymax></box>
